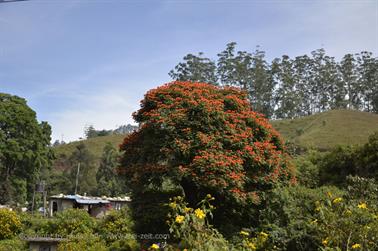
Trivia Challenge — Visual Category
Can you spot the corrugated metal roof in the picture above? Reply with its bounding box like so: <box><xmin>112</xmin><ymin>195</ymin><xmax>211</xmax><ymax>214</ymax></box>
<box><xmin>50</xmin><ymin>194</ymin><xmax>131</xmax><ymax>202</ymax></box>
<box><xmin>49</xmin><ymin>194</ymin><xmax>110</xmax><ymax>204</ymax></box>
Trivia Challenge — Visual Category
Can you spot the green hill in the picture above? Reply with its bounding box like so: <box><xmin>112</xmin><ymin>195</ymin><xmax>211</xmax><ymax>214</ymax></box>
<box><xmin>54</xmin><ymin>110</ymin><xmax>378</xmax><ymax>160</ymax></box>
<box><xmin>271</xmin><ymin>109</ymin><xmax>378</xmax><ymax>150</ymax></box>
<box><xmin>54</xmin><ymin>133</ymin><xmax>127</xmax><ymax>160</ymax></box>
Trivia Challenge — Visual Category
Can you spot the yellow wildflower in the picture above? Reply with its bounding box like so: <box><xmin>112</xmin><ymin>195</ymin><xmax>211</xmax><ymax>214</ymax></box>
<box><xmin>332</xmin><ymin>197</ymin><xmax>343</xmax><ymax>204</ymax></box>
<box><xmin>206</xmin><ymin>194</ymin><xmax>212</xmax><ymax>198</ymax></box>
<box><xmin>345</xmin><ymin>209</ymin><xmax>352</xmax><ymax>216</ymax></box>
<box><xmin>247</xmin><ymin>242</ymin><xmax>256</xmax><ymax>250</ymax></box>
<box><xmin>351</xmin><ymin>243</ymin><xmax>361</xmax><ymax>249</ymax></box>
<box><xmin>194</xmin><ymin>208</ymin><xmax>206</xmax><ymax>219</ymax></box>
<box><xmin>260</xmin><ymin>231</ymin><xmax>268</xmax><ymax>238</ymax></box>
<box><xmin>150</xmin><ymin>243</ymin><xmax>159</xmax><ymax>249</ymax></box>
<box><xmin>322</xmin><ymin>238</ymin><xmax>329</xmax><ymax>246</ymax></box>
<box><xmin>327</xmin><ymin>191</ymin><xmax>332</xmax><ymax>197</ymax></box>
<box><xmin>357</xmin><ymin>203</ymin><xmax>367</xmax><ymax>209</ymax></box>
<box><xmin>310</xmin><ymin>219</ymin><xmax>318</xmax><ymax>224</ymax></box>
<box><xmin>184</xmin><ymin>207</ymin><xmax>192</xmax><ymax>213</ymax></box>
<box><xmin>175</xmin><ymin>215</ymin><xmax>185</xmax><ymax>224</ymax></box>
<box><xmin>239</xmin><ymin>230</ymin><xmax>249</xmax><ymax>236</ymax></box>
<box><xmin>169</xmin><ymin>202</ymin><xmax>177</xmax><ymax>209</ymax></box>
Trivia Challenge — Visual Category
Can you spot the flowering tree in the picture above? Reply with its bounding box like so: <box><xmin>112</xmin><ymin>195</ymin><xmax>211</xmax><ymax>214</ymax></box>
<box><xmin>119</xmin><ymin>81</ymin><xmax>295</xmax><ymax>231</ymax></box>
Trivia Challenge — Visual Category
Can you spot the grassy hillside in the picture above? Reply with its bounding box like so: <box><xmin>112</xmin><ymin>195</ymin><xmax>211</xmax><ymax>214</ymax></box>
<box><xmin>54</xmin><ymin>133</ymin><xmax>126</xmax><ymax>160</ymax></box>
<box><xmin>54</xmin><ymin>110</ymin><xmax>378</xmax><ymax>160</ymax></box>
<box><xmin>271</xmin><ymin>109</ymin><xmax>378</xmax><ymax>150</ymax></box>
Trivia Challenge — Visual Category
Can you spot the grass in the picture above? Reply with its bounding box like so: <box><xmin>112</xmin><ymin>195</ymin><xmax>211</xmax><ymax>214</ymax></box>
<box><xmin>54</xmin><ymin>109</ymin><xmax>378</xmax><ymax>161</ymax></box>
<box><xmin>54</xmin><ymin>133</ymin><xmax>127</xmax><ymax>160</ymax></box>
<box><xmin>271</xmin><ymin>109</ymin><xmax>378</xmax><ymax>150</ymax></box>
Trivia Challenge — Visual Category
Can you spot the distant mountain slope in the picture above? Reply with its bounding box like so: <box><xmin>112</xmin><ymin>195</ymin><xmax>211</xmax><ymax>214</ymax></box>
<box><xmin>54</xmin><ymin>110</ymin><xmax>378</xmax><ymax>160</ymax></box>
<box><xmin>271</xmin><ymin>109</ymin><xmax>378</xmax><ymax>150</ymax></box>
<box><xmin>54</xmin><ymin>134</ymin><xmax>127</xmax><ymax>159</ymax></box>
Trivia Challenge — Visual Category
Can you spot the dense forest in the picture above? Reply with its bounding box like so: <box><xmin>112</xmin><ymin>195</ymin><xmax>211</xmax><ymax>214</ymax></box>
<box><xmin>169</xmin><ymin>43</ymin><xmax>378</xmax><ymax>118</ymax></box>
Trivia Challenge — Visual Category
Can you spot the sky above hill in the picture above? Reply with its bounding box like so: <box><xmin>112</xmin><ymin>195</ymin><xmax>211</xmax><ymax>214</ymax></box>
<box><xmin>0</xmin><ymin>0</ymin><xmax>377</xmax><ymax>142</ymax></box>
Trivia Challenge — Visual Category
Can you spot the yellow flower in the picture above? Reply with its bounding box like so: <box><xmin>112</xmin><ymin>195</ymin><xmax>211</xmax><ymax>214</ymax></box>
<box><xmin>345</xmin><ymin>209</ymin><xmax>352</xmax><ymax>216</ymax></box>
<box><xmin>351</xmin><ymin>243</ymin><xmax>361</xmax><ymax>249</ymax></box>
<box><xmin>357</xmin><ymin>203</ymin><xmax>367</xmax><ymax>209</ymax></box>
<box><xmin>327</xmin><ymin>191</ymin><xmax>332</xmax><ymax>197</ymax></box>
<box><xmin>194</xmin><ymin>208</ymin><xmax>206</xmax><ymax>219</ymax></box>
<box><xmin>332</xmin><ymin>197</ymin><xmax>343</xmax><ymax>204</ymax></box>
<box><xmin>175</xmin><ymin>215</ymin><xmax>185</xmax><ymax>224</ymax></box>
<box><xmin>206</xmin><ymin>194</ymin><xmax>212</xmax><ymax>198</ymax></box>
<box><xmin>259</xmin><ymin>231</ymin><xmax>268</xmax><ymax>238</ymax></box>
<box><xmin>169</xmin><ymin>202</ymin><xmax>177</xmax><ymax>209</ymax></box>
<box><xmin>184</xmin><ymin>207</ymin><xmax>192</xmax><ymax>213</ymax></box>
<box><xmin>150</xmin><ymin>243</ymin><xmax>159</xmax><ymax>249</ymax></box>
<box><xmin>322</xmin><ymin>238</ymin><xmax>329</xmax><ymax>246</ymax></box>
<box><xmin>247</xmin><ymin>242</ymin><xmax>256</xmax><ymax>250</ymax></box>
<box><xmin>310</xmin><ymin>219</ymin><xmax>318</xmax><ymax>224</ymax></box>
<box><xmin>239</xmin><ymin>230</ymin><xmax>249</xmax><ymax>236</ymax></box>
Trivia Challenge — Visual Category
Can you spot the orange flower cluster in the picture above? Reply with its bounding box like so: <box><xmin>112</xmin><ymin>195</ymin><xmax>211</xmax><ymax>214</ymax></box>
<box><xmin>119</xmin><ymin>81</ymin><xmax>295</xmax><ymax>203</ymax></box>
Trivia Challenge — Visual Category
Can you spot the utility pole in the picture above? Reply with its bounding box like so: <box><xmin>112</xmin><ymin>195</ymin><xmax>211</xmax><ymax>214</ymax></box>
<box><xmin>74</xmin><ymin>162</ymin><xmax>81</xmax><ymax>194</ymax></box>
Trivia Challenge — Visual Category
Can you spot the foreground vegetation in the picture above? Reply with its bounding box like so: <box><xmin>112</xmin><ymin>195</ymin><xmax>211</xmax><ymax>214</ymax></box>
<box><xmin>1</xmin><ymin>82</ymin><xmax>377</xmax><ymax>250</ymax></box>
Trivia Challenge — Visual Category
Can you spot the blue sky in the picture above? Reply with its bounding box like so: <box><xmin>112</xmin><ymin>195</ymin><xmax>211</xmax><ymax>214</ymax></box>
<box><xmin>0</xmin><ymin>0</ymin><xmax>377</xmax><ymax>142</ymax></box>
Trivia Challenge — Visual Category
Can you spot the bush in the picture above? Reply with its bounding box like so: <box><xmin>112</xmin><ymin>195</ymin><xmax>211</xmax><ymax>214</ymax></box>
<box><xmin>294</xmin><ymin>150</ymin><xmax>322</xmax><ymax>188</ymax></box>
<box><xmin>97</xmin><ymin>208</ymin><xmax>139</xmax><ymax>250</ymax></box>
<box><xmin>50</xmin><ymin>209</ymin><xmax>96</xmax><ymax>236</ymax></box>
<box><xmin>313</xmin><ymin>192</ymin><xmax>378</xmax><ymax>250</ymax></box>
<box><xmin>20</xmin><ymin>212</ymin><xmax>52</xmax><ymax>235</ymax></box>
<box><xmin>319</xmin><ymin>132</ymin><xmax>378</xmax><ymax>186</ymax></box>
<box><xmin>57</xmin><ymin>233</ymin><xmax>107</xmax><ymax>251</ymax></box>
<box><xmin>257</xmin><ymin>185</ymin><xmax>344</xmax><ymax>251</ymax></box>
<box><xmin>0</xmin><ymin>209</ymin><xmax>22</xmax><ymax>240</ymax></box>
<box><xmin>163</xmin><ymin>195</ymin><xmax>229</xmax><ymax>250</ymax></box>
<box><xmin>0</xmin><ymin>238</ymin><xmax>27</xmax><ymax>251</ymax></box>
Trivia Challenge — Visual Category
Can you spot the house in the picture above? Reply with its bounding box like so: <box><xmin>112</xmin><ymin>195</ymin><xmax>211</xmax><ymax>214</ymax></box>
<box><xmin>48</xmin><ymin>194</ymin><xmax>131</xmax><ymax>218</ymax></box>
<box><xmin>24</xmin><ymin>237</ymin><xmax>64</xmax><ymax>251</ymax></box>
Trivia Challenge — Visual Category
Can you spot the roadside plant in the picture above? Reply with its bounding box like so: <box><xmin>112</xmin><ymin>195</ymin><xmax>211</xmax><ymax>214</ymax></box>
<box><xmin>313</xmin><ymin>192</ymin><xmax>378</xmax><ymax>251</ymax></box>
<box><xmin>0</xmin><ymin>209</ymin><xmax>22</xmax><ymax>240</ymax></box>
<box><xmin>165</xmin><ymin>195</ymin><xmax>229</xmax><ymax>250</ymax></box>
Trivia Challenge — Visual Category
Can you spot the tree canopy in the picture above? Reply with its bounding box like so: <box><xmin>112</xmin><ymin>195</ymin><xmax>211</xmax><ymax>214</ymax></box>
<box><xmin>119</xmin><ymin>82</ymin><xmax>295</xmax><ymax>230</ymax></box>
<box><xmin>169</xmin><ymin>43</ymin><xmax>378</xmax><ymax>118</ymax></box>
<box><xmin>0</xmin><ymin>93</ymin><xmax>52</xmax><ymax>205</ymax></box>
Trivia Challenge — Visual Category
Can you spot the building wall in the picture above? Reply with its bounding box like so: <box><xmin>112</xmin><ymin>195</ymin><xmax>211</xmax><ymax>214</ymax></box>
<box><xmin>29</xmin><ymin>242</ymin><xmax>58</xmax><ymax>251</ymax></box>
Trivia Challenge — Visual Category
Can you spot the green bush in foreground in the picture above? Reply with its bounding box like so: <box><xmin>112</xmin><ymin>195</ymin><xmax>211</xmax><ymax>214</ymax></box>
<box><xmin>0</xmin><ymin>209</ymin><xmax>22</xmax><ymax>240</ymax></box>
<box><xmin>0</xmin><ymin>238</ymin><xmax>27</xmax><ymax>251</ymax></box>
<box><xmin>162</xmin><ymin>195</ymin><xmax>229</xmax><ymax>250</ymax></box>
<box><xmin>57</xmin><ymin>233</ymin><xmax>107</xmax><ymax>251</ymax></box>
<box><xmin>50</xmin><ymin>208</ymin><xmax>96</xmax><ymax>236</ymax></box>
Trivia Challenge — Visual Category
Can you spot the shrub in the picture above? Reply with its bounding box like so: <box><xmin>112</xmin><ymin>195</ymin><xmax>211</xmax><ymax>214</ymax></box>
<box><xmin>57</xmin><ymin>233</ymin><xmax>107</xmax><ymax>251</ymax></box>
<box><xmin>163</xmin><ymin>195</ymin><xmax>229</xmax><ymax>250</ymax></box>
<box><xmin>257</xmin><ymin>185</ymin><xmax>344</xmax><ymax>251</ymax></box>
<box><xmin>294</xmin><ymin>150</ymin><xmax>322</xmax><ymax>188</ymax></box>
<box><xmin>313</xmin><ymin>192</ymin><xmax>378</xmax><ymax>250</ymax></box>
<box><xmin>319</xmin><ymin>132</ymin><xmax>378</xmax><ymax>185</ymax></box>
<box><xmin>0</xmin><ymin>238</ymin><xmax>27</xmax><ymax>251</ymax></box>
<box><xmin>20</xmin><ymin>212</ymin><xmax>52</xmax><ymax>236</ymax></box>
<box><xmin>50</xmin><ymin>209</ymin><xmax>96</xmax><ymax>236</ymax></box>
<box><xmin>0</xmin><ymin>209</ymin><xmax>22</xmax><ymax>240</ymax></box>
<box><xmin>97</xmin><ymin>208</ymin><xmax>139</xmax><ymax>250</ymax></box>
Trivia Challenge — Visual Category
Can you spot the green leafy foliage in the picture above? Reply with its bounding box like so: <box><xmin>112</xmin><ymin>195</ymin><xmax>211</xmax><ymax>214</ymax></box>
<box><xmin>120</xmin><ymin>81</ymin><xmax>295</xmax><ymax>234</ymax></box>
<box><xmin>0</xmin><ymin>93</ymin><xmax>53</xmax><ymax>205</ymax></box>
<box><xmin>0</xmin><ymin>209</ymin><xmax>22</xmax><ymax>240</ymax></box>
<box><xmin>319</xmin><ymin>132</ymin><xmax>378</xmax><ymax>185</ymax></box>
<box><xmin>96</xmin><ymin>143</ymin><xmax>125</xmax><ymax>196</ymax></box>
<box><xmin>50</xmin><ymin>209</ymin><xmax>96</xmax><ymax>236</ymax></box>
<box><xmin>0</xmin><ymin>238</ymin><xmax>27</xmax><ymax>251</ymax></box>
<box><xmin>57</xmin><ymin>233</ymin><xmax>107</xmax><ymax>251</ymax></box>
<box><xmin>164</xmin><ymin>195</ymin><xmax>229</xmax><ymax>250</ymax></box>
